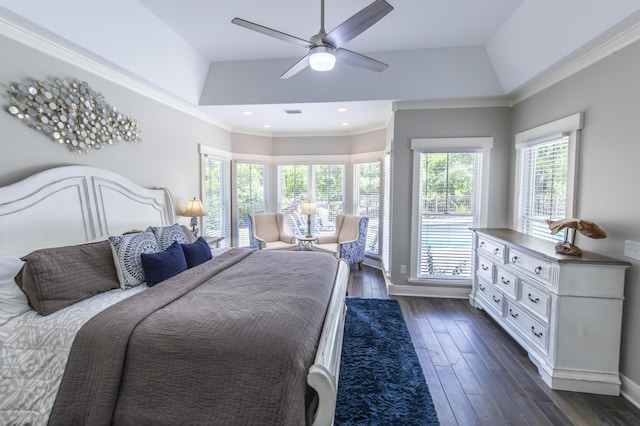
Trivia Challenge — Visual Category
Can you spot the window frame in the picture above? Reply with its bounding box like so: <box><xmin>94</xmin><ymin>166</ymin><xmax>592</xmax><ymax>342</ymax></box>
<box><xmin>409</xmin><ymin>137</ymin><xmax>493</xmax><ymax>284</ymax></box>
<box><xmin>513</xmin><ymin>113</ymin><xmax>583</xmax><ymax>241</ymax></box>
<box><xmin>381</xmin><ymin>150</ymin><xmax>392</xmax><ymax>274</ymax></box>
<box><xmin>233</xmin><ymin>159</ymin><xmax>268</xmax><ymax>247</ymax></box>
<box><xmin>353</xmin><ymin>160</ymin><xmax>382</xmax><ymax>256</ymax></box>
<box><xmin>276</xmin><ymin>162</ymin><xmax>345</xmax><ymax>236</ymax></box>
<box><xmin>200</xmin><ymin>144</ymin><xmax>232</xmax><ymax>247</ymax></box>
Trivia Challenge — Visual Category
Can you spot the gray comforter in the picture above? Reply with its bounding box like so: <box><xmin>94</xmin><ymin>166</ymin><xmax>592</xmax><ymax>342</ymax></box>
<box><xmin>48</xmin><ymin>248</ymin><xmax>338</xmax><ymax>426</ymax></box>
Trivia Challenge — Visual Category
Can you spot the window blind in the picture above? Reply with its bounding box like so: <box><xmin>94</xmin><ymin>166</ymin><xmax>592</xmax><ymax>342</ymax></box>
<box><xmin>278</xmin><ymin>164</ymin><xmax>309</xmax><ymax>236</ymax></box>
<box><xmin>517</xmin><ymin>136</ymin><xmax>569</xmax><ymax>241</ymax></box>
<box><xmin>236</xmin><ymin>162</ymin><xmax>266</xmax><ymax>247</ymax></box>
<box><xmin>354</xmin><ymin>161</ymin><xmax>381</xmax><ymax>254</ymax></box>
<box><xmin>381</xmin><ymin>153</ymin><xmax>391</xmax><ymax>274</ymax></box>
<box><xmin>203</xmin><ymin>155</ymin><xmax>230</xmax><ymax>246</ymax></box>
<box><xmin>313</xmin><ymin>164</ymin><xmax>344</xmax><ymax>235</ymax></box>
<box><xmin>417</xmin><ymin>152</ymin><xmax>482</xmax><ymax>279</ymax></box>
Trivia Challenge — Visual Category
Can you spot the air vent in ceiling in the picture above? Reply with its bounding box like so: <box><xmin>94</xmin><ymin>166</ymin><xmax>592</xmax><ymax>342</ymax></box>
<box><xmin>284</xmin><ymin>109</ymin><xmax>302</xmax><ymax>115</ymax></box>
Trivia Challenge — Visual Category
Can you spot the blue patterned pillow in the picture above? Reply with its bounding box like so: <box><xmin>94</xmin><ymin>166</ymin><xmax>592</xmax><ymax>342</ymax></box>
<box><xmin>148</xmin><ymin>223</ymin><xmax>189</xmax><ymax>251</ymax></box>
<box><xmin>181</xmin><ymin>237</ymin><xmax>212</xmax><ymax>268</ymax></box>
<box><xmin>141</xmin><ymin>241</ymin><xmax>188</xmax><ymax>287</ymax></box>
<box><xmin>109</xmin><ymin>231</ymin><xmax>160</xmax><ymax>289</ymax></box>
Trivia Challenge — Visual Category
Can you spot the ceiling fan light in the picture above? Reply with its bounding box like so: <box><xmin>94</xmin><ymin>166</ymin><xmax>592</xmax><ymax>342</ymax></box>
<box><xmin>309</xmin><ymin>46</ymin><xmax>336</xmax><ymax>72</ymax></box>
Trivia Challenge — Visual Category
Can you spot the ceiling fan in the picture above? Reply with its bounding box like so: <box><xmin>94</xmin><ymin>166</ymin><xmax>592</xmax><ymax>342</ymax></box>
<box><xmin>231</xmin><ymin>0</ymin><xmax>393</xmax><ymax>79</ymax></box>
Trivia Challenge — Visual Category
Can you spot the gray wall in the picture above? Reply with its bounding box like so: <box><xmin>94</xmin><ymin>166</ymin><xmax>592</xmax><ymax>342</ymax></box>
<box><xmin>0</xmin><ymin>32</ymin><xmax>231</xmax><ymax>216</ymax></box>
<box><xmin>510</xmin><ymin>39</ymin><xmax>640</xmax><ymax>387</ymax></box>
<box><xmin>390</xmin><ymin>106</ymin><xmax>512</xmax><ymax>283</ymax></box>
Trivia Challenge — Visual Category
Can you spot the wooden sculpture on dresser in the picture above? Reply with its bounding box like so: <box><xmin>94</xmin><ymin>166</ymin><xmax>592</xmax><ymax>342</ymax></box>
<box><xmin>546</xmin><ymin>218</ymin><xmax>607</xmax><ymax>256</ymax></box>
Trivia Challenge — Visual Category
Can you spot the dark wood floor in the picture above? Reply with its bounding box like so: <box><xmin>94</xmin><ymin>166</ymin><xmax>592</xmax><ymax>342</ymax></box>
<box><xmin>347</xmin><ymin>265</ymin><xmax>640</xmax><ymax>426</ymax></box>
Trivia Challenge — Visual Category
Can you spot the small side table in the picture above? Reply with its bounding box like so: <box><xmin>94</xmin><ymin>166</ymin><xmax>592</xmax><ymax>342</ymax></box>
<box><xmin>205</xmin><ymin>236</ymin><xmax>225</xmax><ymax>248</ymax></box>
<box><xmin>297</xmin><ymin>236</ymin><xmax>317</xmax><ymax>251</ymax></box>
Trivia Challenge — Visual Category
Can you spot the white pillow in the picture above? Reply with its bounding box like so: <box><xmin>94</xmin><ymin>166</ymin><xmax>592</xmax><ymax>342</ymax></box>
<box><xmin>0</xmin><ymin>255</ymin><xmax>30</xmax><ymax>326</ymax></box>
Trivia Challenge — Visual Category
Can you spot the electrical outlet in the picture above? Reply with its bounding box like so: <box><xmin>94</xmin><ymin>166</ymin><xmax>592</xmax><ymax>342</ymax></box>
<box><xmin>400</xmin><ymin>264</ymin><xmax>407</xmax><ymax>274</ymax></box>
<box><xmin>624</xmin><ymin>240</ymin><xmax>640</xmax><ymax>260</ymax></box>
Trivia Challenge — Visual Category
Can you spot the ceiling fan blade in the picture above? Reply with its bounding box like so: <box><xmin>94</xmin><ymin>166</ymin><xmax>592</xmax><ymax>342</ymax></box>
<box><xmin>232</xmin><ymin>18</ymin><xmax>313</xmax><ymax>49</ymax></box>
<box><xmin>323</xmin><ymin>0</ymin><xmax>393</xmax><ymax>48</ymax></box>
<box><xmin>280</xmin><ymin>55</ymin><xmax>311</xmax><ymax>79</ymax></box>
<box><xmin>335</xmin><ymin>48</ymin><xmax>388</xmax><ymax>72</ymax></box>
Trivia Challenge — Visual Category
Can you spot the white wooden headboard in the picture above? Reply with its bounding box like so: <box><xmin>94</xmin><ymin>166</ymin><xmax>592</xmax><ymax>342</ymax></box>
<box><xmin>0</xmin><ymin>166</ymin><xmax>175</xmax><ymax>255</ymax></box>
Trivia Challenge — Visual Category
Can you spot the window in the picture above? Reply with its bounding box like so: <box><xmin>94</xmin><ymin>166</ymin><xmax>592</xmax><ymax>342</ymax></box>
<box><xmin>411</xmin><ymin>138</ymin><xmax>492</xmax><ymax>282</ymax></box>
<box><xmin>516</xmin><ymin>136</ymin><xmax>568</xmax><ymax>240</ymax></box>
<box><xmin>235</xmin><ymin>162</ymin><xmax>267</xmax><ymax>247</ymax></box>
<box><xmin>313</xmin><ymin>164</ymin><xmax>344</xmax><ymax>235</ymax></box>
<box><xmin>202</xmin><ymin>154</ymin><xmax>230</xmax><ymax>246</ymax></box>
<box><xmin>381</xmin><ymin>152</ymin><xmax>391</xmax><ymax>274</ymax></box>
<box><xmin>354</xmin><ymin>161</ymin><xmax>381</xmax><ymax>254</ymax></box>
<box><xmin>514</xmin><ymin>113</ymin><xmax>582</xmax><ymax>242</ymax></box>
<box><xmin>278</xmin><ymin>164</ymin><xmax>344</xmax><ymax>236</ymax></box>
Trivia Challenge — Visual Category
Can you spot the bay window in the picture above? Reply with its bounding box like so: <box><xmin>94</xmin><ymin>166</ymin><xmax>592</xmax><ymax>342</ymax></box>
<box><xmin>202</xmin><ymin>152</ymin><xmax>231</xmax><ymax>246</ymax></box>
<box><xmin>354</xmin><ymin>161</ymin><xmax>381</xmax><ymax>255</ymax></box>
<box><xmin>278</xmin><ymin>164</ymin><xmax>344</xmax><ymax>236</ymax></box>
<box><xmin>235</xmin><ymin>161</ymin><xmax>267</xmax><ymax>247</ymax></box>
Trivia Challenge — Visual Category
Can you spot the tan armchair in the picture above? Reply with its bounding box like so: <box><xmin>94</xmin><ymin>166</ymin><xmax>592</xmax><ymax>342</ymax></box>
<box><xmin>313</xmin><ymin>215</ymin><xmax>369</xmax><ymax>269</ymax></box>
<box><xmin>248</xmin><ymin>213</ymin><xmax>297</xmax><ymax>250</ymax></box>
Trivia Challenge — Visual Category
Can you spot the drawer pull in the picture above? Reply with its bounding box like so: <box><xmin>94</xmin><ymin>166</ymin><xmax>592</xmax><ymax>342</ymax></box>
<box><xmin>509</xmin><ymin>309</ymin><xmax>519</xmax><ymax>319</ymax></box>
<box><xmin>534</xmin><ymin>266</ymin><xmax>542</xmax><ymax>275</ymax></box>
<box><xmin>528</xmin><ymin>293</ymin><xmax>540</xmax><ymax>303</ymax></box>
<box><xmin>478</xmin><ymin>283</ymin><xmax>486</xmax><ymax>291</ymax></box>
<box><xmin>511</xmin><ymin>256</ymin><xmax>518</xmax><ymax>263</ymax></box>
<box><xmin>531</xmin><ymin>326</ymin><xmax>543</xmax><ymax>338</ymax></box>
<box><xmin>494</xmin><ymin>248</ymin><xmax>500</xmax><ymax>255</ymax></box>
<box><xmin>492</xmin><ymin>295</ymin><xmax>501</xmax><ymax>303</ymax></box>
<box><xmin>481</xmin><ymin>264</ymin><xmax>489</xmax><ymax>271</ymax></box>
<box><xmin>480</xmin><ymin>241</ymin><xmax>485</xmax><ymax>248</ymax></box>
<box><xmin>501</xmin><ymin>277</ymin><xmax>510</xmax><ymax>285</ymax></box>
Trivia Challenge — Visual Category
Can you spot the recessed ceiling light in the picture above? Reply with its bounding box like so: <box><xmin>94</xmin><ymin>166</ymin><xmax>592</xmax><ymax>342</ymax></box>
<box><xmin>337</xmin><ymin>108</ymin><xmax>347</xmax><ymax>112</ymax></box>
<box><xmin>263</xmin><ymin>124</ymin><xmax>271</xmax><ymax>128</ymax></box>
<box><xmin>341</xmin><ymin>122</ymin><xmax>349</xmax><ymax>126</ymax></box>
<box><xmin>242</xmin><ymin>111</ymin><xmax>252</xmax><ymax>115</ymax></box>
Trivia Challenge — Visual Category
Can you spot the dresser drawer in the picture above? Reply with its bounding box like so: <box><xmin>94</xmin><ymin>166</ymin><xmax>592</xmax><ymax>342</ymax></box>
<box><xmin>508</xmin><ymin>248</ymin><xmax>552</xmax><ymax>283</ymax></box>
<box><xmin>476</xmin><ymin>255</ymin><xmax>495</xmax><ymax>283</ymax></box>
<box><xmin>505</xmin><ymin>300</ymin><xmax>549</xmax><ymax>354</ymax></box>
<box><xmin>520</xmin><ymin>279</ymin><xmax>551</xmax><ymax>322</ymax></box>
<box><xmin>495</xmin><ymin>267</ymin><xmax>517</xmax><ymax>299</ymax></box>
<box><xmin>476</xmin><ymin>279</ymin><xmax>505</xmax><ymax>316</ymax></box>
<box><xmin>477</xmin><ymin>236</ymin><xmax>506</xmax><ymax>262</ymax></box>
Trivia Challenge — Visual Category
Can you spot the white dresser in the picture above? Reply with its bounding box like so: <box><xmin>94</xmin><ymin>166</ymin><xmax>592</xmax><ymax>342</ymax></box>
<box><xmin>470</xmin><ymin>228</ymin><xmax>630</xmax><ymax>395</ymax></box>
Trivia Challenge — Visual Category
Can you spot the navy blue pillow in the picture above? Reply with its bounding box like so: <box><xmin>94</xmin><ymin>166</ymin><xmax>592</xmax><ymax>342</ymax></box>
<box><xmin>181</xmin><ymin>237</ymin><xmax>212</xmax><ymax>268</ymax></box>
<box><xmin>141</xmin><ymin>241</ymin><xmax>188</xmax><ymax>287</ymax></box>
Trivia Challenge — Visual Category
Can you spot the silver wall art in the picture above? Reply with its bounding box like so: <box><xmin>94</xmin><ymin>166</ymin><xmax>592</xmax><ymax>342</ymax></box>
<box><xmin>6</xmin><ymin>78</ymin><xmax>141</xmax><ymax>154</ymax></box>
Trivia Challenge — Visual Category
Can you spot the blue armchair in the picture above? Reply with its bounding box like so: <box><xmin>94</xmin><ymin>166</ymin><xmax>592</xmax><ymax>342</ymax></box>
<box><xmin>314</xmin><ymin>215</ymin><xmax>369</xmax><ymax>269</ymax></box>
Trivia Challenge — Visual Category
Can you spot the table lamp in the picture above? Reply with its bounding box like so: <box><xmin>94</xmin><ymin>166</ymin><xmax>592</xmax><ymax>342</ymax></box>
<box><xmin>184</xmin><ymin>198</ymin><xmax>206</xmax><ymax>238</ymax></box>
<box><xmin>301</xmin><ymin>200</ymin><xmax>317</xmax><ymax>238</ymax></box>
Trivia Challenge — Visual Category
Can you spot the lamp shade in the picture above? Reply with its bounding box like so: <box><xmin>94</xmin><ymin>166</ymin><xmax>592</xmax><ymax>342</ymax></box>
<box><xmin>309</xmin><ymin>46</ymin><xmax>336</xmax><ymax>72</ymax></box>
<box><xmin>183</xmin><ymin>198</ymin><xmax>206</xmax><ymax>217</ymax></box>
<box><xmin>301</xmin><ymin>200</ymin><xmax>317</xmax><ymax>215</ymax></box>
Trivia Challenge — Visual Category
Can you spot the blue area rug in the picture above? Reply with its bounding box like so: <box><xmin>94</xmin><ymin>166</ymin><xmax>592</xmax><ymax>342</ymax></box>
<box><xmin>335</xmin><ymin>298</ymin><xmax>439</xmax><ymax>425</ymax></box>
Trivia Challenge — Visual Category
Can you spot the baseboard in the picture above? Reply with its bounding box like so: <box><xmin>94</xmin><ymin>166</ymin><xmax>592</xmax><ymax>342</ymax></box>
<box><xmin>621</xmin><ymin>374</ymin><xmax>640</xmax><ymax>410</ymax></box>
<box><xmin>387</xmin><ymin>282</ymin><xmax>471</xmax><ymax>299</ymax></box>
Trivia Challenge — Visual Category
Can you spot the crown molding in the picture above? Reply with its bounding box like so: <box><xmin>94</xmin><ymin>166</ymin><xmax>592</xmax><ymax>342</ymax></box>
<box><xmin>510</xmin><ymin>20</ymin><xmax>640</xmax><ymax>106</ymax></box>
<box><xmin>393</xmin><ymin>97</ymin><xmax>510</xmax><ymax>111</ymax></box>
<box><xmin>0</xmin><ymin>14</ymin><xmax>230</xmax><ymax>131</ymax></box>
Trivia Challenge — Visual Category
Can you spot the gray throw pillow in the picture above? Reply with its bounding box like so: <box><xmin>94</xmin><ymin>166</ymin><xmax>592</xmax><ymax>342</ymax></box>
<box><xmin>16</xmin><ymin>240</ymin><xmax>120</xmax><ymax>316</ymax></box>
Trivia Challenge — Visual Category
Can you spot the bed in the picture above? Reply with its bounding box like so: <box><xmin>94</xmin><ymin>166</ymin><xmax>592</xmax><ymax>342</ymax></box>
<box><xmin>0</xmin><ymin>165</ymin><xmax>349</xmax><ymax>425</ymax></box>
